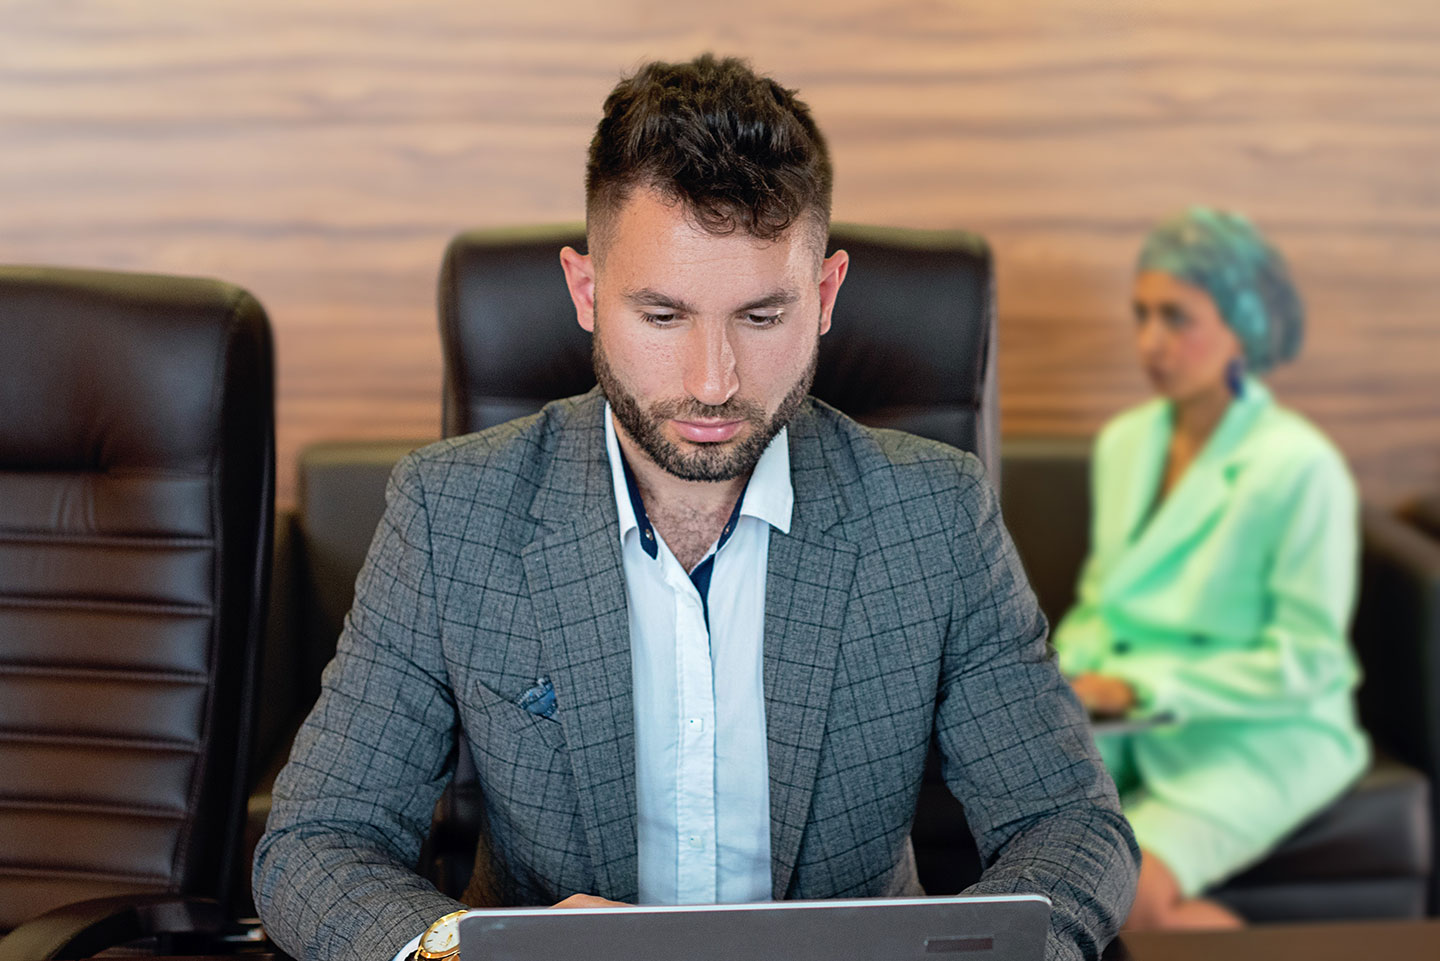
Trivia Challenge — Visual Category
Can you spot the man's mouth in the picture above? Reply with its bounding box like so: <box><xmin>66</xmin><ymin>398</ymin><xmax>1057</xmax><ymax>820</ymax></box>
<box><xmin>671</xmin><ymin>419</ymin><xmax>744</xmax><ymax>443</ymax></box>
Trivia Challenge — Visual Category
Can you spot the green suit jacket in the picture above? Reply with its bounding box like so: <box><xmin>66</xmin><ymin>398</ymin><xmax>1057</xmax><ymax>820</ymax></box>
<box><xmin>1054</xmin><ymin>378</ymin><xmax>1368</xmax><ymax>847</ymax></box>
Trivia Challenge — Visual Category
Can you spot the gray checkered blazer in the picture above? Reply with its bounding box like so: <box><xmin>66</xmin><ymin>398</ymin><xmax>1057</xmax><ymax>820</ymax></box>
<box><xmin>254</xmin><ymin>390</ymin><xmax>1137</xmax><ymax>961</ymax></box>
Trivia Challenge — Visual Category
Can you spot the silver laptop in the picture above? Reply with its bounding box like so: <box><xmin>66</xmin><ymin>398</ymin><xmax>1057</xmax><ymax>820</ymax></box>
<box><xmin>458</xmin><ymin>893</ymin><xmax>1051</xmax><ymax>961</ymax></box>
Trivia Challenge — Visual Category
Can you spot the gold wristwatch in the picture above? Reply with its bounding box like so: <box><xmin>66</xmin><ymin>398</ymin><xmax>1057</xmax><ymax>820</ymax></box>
<box><xmin>411</xmin><ymin>909</ymin><xmax>470</xmax><ymax>961</ymax></box>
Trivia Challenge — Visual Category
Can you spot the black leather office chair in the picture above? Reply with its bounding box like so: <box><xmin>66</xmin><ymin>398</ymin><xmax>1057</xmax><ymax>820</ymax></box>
<box><xmin>0</xmin><ymin>266</ymin><xmax>274</xmax><ymax>958</ymax></box>
<box><xmin>430</xmin><ymin>222</ymin><xmax>997</xmax><ymax>898</ymax></box>
<box><xmin>1362</xmin><ymin>498</ymin><xmax>1440</xmax><ymax>914</ymax></box>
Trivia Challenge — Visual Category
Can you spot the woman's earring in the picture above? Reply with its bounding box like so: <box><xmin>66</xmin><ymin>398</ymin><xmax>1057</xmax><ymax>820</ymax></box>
<box><xmin>1225</xmin><ymin>357</ymin><xmax>1245</xmax><ymax>397</ymax></box>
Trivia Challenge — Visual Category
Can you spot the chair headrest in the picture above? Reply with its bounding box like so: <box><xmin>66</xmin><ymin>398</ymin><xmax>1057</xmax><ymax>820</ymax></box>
<box><xmin>0</xmin><ymin>265</ymin><xmax>269</xmax><ymax>474</ymax></box>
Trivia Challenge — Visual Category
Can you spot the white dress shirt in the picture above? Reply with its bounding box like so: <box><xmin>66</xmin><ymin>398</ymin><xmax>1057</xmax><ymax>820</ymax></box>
<box><xmin>604</xmin><ymin>405</ymin><xmax>792</xmax><ymax>905</ymax></box>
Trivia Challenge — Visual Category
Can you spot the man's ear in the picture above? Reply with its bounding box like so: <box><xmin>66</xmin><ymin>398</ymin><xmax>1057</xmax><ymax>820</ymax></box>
<box><xmin>817</xmin><ymin>249</ymin><xmax>849</xmax><ymax>336</ymax></box>
<box><xmin>559</xmin><ymin>246</ymin><xmax>597</xmax><ymax>332</ymax></box>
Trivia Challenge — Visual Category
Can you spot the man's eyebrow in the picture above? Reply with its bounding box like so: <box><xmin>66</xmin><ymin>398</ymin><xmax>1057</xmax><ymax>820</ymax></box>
<box><xmin>620</xmin><ymin>288</ymin><xmax>802</xmax><ymax>313</ymax></box>
<box><xmin>737</xmin><ymin>290</ymin><xmax>801</xmax><ymax>312</ymax></box>
<box><xmin>621</xmin><ymin>289</ymin><xmax>695</xmax><ymax>313</ymax></box>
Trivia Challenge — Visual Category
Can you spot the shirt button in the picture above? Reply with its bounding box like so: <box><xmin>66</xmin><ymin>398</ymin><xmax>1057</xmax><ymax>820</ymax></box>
<box><xmin>644</xmin><ymin>528</ymin><xmax>653</xmax><ymax>540</ymax></box>
<box><xmin>687</xmin><ymin>836</ymin><xmax>704</xmax><ymax>849</ymax></box>
<box><xmin>687</xmin><ymin>717</ymin><xmax>704</xmax><ymax>732</ymax></box>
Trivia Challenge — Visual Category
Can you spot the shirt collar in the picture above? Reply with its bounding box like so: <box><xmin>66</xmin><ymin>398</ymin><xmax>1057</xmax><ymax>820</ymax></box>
<box><xmin>742</xmin><ymin>419</ymin><xmax>794</xmax><ymax>535</ymax></box>
<box><xmin>603</xmin><ymin>403</ymin><xmax>794</xmax><ymax>552</ymax></box>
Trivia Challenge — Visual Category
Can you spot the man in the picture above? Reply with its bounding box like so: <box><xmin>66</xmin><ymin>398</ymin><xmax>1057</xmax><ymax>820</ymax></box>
<box><xmin>254</xmin><ymin>54</ymin><xmax>1138</xmax><ymax>961</ymax></box>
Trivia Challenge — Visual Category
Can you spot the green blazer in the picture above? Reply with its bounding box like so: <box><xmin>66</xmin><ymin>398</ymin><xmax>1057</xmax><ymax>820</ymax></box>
<box><xmin>1054</xmin><ymin>378</ymin><xmax>1368</xmax><ymax>841</ymax></box>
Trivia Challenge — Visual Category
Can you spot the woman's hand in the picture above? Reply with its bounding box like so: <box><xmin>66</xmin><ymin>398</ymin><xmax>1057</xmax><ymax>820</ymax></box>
<box><xmin>1070</xmin><ymin>672</ymin><xmax>1137</xmax><ymax>717</ymax></box>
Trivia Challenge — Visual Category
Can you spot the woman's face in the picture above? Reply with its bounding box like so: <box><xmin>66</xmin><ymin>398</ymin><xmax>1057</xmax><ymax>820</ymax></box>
<box><xmin>1132</xmin><ymin>270</ymin><xmax>1243</xmax><ymax>403</ymax></box>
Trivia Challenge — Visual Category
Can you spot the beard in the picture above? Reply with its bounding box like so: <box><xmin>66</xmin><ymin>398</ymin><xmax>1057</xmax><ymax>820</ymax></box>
<box><xmin>592</xmin><ymin>332</ymin><xmax>817</xmax><ymax>483</ymax></box>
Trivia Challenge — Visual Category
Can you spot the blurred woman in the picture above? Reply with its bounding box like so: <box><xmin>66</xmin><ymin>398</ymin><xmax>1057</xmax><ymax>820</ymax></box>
<box><xmin>1052</xmin><ymin>207</ymin><xmax>1368</xmax><ymax>930</ymax></box>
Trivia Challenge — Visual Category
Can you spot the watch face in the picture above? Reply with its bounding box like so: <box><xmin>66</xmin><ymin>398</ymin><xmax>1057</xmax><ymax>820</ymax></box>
<box><xmin>418</xmin><ymin>911</ymin><xmax>467</xmax><ymax>959</ymax></box>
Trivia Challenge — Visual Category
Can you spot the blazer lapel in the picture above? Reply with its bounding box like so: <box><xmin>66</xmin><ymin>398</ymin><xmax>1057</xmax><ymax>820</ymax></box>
<box><xmin>521</xmin><ymin>392</ymin><xmax>640</xmax><ymax>902</ymax></box>
<box><xmin>764</xmin><ymin>409</ymin><xmax>858</xmax><ymax>899</ymax></box>
<box><xmin>1104</xmin><ymin>382</ymin><xmax>1270</xmax><ymax>596</ymax></box>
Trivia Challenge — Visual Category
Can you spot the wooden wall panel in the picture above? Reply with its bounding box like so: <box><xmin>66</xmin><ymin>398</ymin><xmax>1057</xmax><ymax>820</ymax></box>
<box><xmin>1</xmin><ymin>0</ymin><xmax>1436</xmax><ymax>507</ymax></box>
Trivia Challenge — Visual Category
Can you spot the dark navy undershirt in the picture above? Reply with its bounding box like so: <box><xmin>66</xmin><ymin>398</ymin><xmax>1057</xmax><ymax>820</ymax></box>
<box><xmin>618</xmin><ymin>451</ymin><xmax>748</xmax><ymax>633</ymax></box>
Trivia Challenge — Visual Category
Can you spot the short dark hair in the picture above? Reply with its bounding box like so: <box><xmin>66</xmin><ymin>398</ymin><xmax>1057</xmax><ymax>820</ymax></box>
<box><xmin>585</xmin><ymin>54</ymin><xmax>832</xmax><ymax>253</ymax></box>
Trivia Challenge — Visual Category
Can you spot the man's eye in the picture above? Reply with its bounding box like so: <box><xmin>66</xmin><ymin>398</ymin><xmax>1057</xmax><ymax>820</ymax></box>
<box><xmin>746</xmin><ymin>312</ymin><xmax>783</xmax><ymax>327</ymax></box>
<box><xmin>642</xmin><ymin>312</ymin><xmax>677</xmax><ymax>326</ymax></box>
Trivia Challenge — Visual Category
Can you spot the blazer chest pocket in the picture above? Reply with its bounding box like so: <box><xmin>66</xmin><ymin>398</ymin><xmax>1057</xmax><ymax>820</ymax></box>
<box><xmin>464</xmin><ymin>676</ymin><xmax>569</xmax><ymax>756</ymax></box>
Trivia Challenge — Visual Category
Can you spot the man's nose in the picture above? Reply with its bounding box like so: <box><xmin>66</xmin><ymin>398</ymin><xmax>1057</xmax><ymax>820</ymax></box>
<box><xmin>683</xmin><ymin>322</ymin><xmax>739</xmax><ymax>408</ymax></box>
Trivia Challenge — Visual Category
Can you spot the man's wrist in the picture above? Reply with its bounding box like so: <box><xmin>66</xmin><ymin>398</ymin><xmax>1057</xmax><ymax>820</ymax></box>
<box><xmin>390</xmin><ymin>932</ymin><xmax>422</xmax><ymax>961</ymax></box>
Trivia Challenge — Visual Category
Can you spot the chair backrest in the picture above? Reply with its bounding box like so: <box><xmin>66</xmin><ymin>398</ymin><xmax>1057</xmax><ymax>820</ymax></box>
<box><xmin>996</xmin><ymin>437</ymin><xmax>1093</xmax><ymax>628</ymax></box>
<box><xmin>1407</xmin><ymin>495</ymin><xmax>1440</xmax><ymax>541</ymax></box>
<box><xmin>439</xmin><ymin>223</ymin><xmax>998</xmax><ymax>475</ymax></box>
<box><xmin>0</xmin><ymin>266</ymin><xmax>274</xmax><ymax>929</ymax></box>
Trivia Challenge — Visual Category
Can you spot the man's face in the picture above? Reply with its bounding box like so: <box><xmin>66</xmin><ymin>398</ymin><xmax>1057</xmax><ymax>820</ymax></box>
<box><xmin>561</xmin><ymin>189</ymin><xmax>848</xmax><ymax>482</ymax></box>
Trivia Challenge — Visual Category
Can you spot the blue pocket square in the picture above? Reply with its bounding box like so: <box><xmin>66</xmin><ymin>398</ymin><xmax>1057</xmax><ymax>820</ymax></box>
<box><xmin>516</xmin><ymin>676</ymin><xmax>557</xmax><ymax>719</ymax></box>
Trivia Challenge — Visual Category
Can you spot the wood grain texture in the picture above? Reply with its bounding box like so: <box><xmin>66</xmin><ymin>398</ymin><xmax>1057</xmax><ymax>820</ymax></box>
<box><xmin>1</xmin><ymin>0</ymin><xmax>1436</xmax><ymax>507</ymax></box>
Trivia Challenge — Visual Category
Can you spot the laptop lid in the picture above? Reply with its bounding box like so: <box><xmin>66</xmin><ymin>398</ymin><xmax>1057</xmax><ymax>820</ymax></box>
<box><xmin>458</xmin><ymin>894</ymin><xmax>1051</xmax><ymax>961</ymax></box>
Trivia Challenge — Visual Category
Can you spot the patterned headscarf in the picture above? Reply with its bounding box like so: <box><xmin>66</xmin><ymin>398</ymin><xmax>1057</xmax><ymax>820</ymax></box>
<box><xmin>1137</xmin><ymin>207</ymin><xmax>1304</xmax><ymax>373</ymax></box>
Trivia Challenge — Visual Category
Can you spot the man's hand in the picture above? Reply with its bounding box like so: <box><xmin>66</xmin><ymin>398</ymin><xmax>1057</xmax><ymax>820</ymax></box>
<box><xmin>551</xmin><ymin>894</ymin><xmax>629</xmax><ymax>909</ymax></box>
<box><xmin>1070</xmin><ymin>672</ymin><xmax>1137</xmax><ymax>717</ymax></box>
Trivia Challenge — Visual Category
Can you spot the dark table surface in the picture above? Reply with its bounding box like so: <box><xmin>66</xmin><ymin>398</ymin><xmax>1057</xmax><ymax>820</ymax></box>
<box><xmin>1103</xmin><ymin>918</ymin><xmax>1440</xmax><ymax>960</ymax></box>
<box><xmin>143</xmin><ymin>919</ymin><xmax>1440</xmax><ymax>961</ymax></box>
